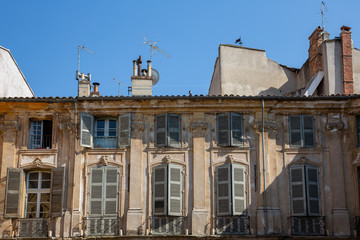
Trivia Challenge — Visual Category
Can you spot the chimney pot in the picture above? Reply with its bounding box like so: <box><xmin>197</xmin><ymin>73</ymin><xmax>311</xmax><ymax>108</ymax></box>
<box><xmin>341</xmin><ymin>25</ymin><xmax>351</xmax><ymax>32</ymax></box>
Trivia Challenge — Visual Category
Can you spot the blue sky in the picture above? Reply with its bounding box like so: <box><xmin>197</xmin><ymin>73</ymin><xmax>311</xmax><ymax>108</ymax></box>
<box><xmin>2</xmin><ymin>0</ymin><xmax>360</xmax><ymax>97</ymax></box>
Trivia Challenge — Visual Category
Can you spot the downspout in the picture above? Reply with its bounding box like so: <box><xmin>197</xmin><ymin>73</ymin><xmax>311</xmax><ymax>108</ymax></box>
<box><xmin>262</xmin><ymin>98</ymin><xmax>268</xmax><ymax>234</ymax></box>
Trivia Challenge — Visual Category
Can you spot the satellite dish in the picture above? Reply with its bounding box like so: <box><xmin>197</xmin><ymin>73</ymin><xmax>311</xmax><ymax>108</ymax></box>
<box><xmin>151</xmin><ymin>68</ymin><xmax>160</xmax><ymax>85</ymax></box>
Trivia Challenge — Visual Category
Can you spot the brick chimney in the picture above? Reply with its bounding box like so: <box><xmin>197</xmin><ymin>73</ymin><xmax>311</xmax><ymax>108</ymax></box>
<box><xmin>340</xmin><ymin>25</ymin><xmax>354</xmax><ymax>95</ymax></box>
<box><xmin>308</xmin><ymin>26</ymin><xmax>324</xmax><ymax>78</ymax></box>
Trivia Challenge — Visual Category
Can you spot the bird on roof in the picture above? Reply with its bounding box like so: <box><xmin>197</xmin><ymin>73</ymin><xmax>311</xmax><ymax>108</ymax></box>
<box><xmin>235</xmin><ymin>37</ymin><xmax>242</xmax><ymax>45</ymax></box>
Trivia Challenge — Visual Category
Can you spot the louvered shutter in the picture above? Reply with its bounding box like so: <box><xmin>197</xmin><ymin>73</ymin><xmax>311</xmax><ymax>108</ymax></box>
<box><xmin>303</xmin><ymin>116</ymin><xmax>315</xmax><ymax>147</ymax></box>
<box><xmin>216</xmin><ymin>164</ymin><xmax>231</xmax><ymax>216</ymax></box>
<box><xmin>153</xmin><ymin>165</ymin><xmax>167</xmax><ymax>215</ymax></box>
<box><xmin>306</xmin><ymin>165</ymin><xmax>320</xmax><ymax>216</ymax></box>
<box><xmin>231</xmin><ymin>113</ymin><xmax>243</xmax><ymax>146</ymax></box>
<box><xmin>90</xmin><ymin>167</ymin><xmax>103</xmax><ymax>216</ymax></box>
<box><xmin>80</xmin><ymin>112</ymin><xmax>94</xmax><ymax>148</ymax></box>
<box><xmin>4</xmin><ymin>168</ymin><xmax>23</xmax><ymax>218</ymax></box>
<box><xmin>104</xmin><ymin>167</ymin><xmax>118</xmax><ymax>216</ymax></box>
<box><xmin>232</xmin><ymin>164</ymin><xmax>246</xmax><ymax>215</ymax></box>
<box><xmin>289</xmin><ymin>116</ymin><xmax>302</xmax><ymax>147</ymax></box>
<box><xmin>168</xmin><ymin>114</ymin><xmax>181</xmax><ymax>147</ymax></box>
<box><xmin>118</xmin><ymin>113</ymin><xmax>131</xmax><ymax>147</ymax></box>
<box><xmin>168</xmin><ymin>164</ymin><xmax>182</xmax><ymax>216</ymax></box>
<box><xmin>290</xmin><ymin>165</ymin><xmax>306</xmax><ymax>216</ymax></box>
<box><xmin>50</xmin><ymin>167</ymin><xmax>66</xmax><ymax>216</ymax></box>
<box><xmin>217</xmin><ymin>113</ymin><xmax>229</xmax><ymax>146</ymax></box>
<box><xmin>155</xmin><ymin>114</ymin><xmax>167</xmax><ymax>147</ymax></box>
<box><xmin>357</xmin><ymin>116</ymin><xmax>360</xmax><ymax>147</ymax></box>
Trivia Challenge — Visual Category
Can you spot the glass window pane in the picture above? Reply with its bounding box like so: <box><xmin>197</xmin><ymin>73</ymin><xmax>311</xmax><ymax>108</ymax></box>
<box><xmin>29</xmin><ymin>172</ymin><xmax>39</xmax><ymax>180</ymax></box>
<box><xmin>42</xmin><ymin>172</ymin><xmax>51</xmax><ymax>180</ymax></box>
<box><xmin>109</xmin><ymin>120</ymin><xmax>116</xmax><ymax>128</ymax></box>
<box><xmin>41</xmin><ymin>180</ymin><xmax>51</xmax><ymax>189</ymax></box>
<box><xmin>28</xmin><ymin>180</ymin><xmax>38</xmax><ymax>189</ymax></box>
<box><xmin>27</xmin><ymin>193</ymin><xmax>37</xmax><ymax>202</ymax></box>
<box><xmin>40</xmin><ymin>193</ymin><xmax>50</xmax><ymax>202</ymax></box>
<box><xmin>39</xmin><ymin>211</ymin><xmax>50</xmax><ymax>218</ymax></box>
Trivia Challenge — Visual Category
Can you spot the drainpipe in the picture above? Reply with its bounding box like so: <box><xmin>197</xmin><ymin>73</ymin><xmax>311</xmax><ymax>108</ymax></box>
<box><xmin>262</xmin><ymin>98</ymin><xmax>268</xmax><ymax>234</ymax></box>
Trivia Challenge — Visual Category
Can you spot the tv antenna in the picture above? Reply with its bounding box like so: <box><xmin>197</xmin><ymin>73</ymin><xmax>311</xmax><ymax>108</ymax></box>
<box><xmin>77</xmin><ymin>45</ymin><xmax>95</xmax><ymax>75</ymax></box>
<box><xmin>321</xmin><ymin>1</ymin><xmax>328</xmax><ymax>29</ymax></box>
<box><xmin>113</xmin><ymin>78</ymin><xmax>123</xmax><ymax>96</ymax></box>
<box><xmin>143</xmin><ymin>36</ymin><xmax>171</xmax><ymax>61</ymax></box>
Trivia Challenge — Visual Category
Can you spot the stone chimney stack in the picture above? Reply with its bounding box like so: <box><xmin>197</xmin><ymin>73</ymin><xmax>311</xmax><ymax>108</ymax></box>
<box><xmin>131</xmin><ymin>56</ymin><xmax>153</xmax><ymax>96</ymax></box>
<box><xmin>78</xmin><ymin>72</ymin><xmax>91</xmax><ymax>97</ymax></box>
<box><xmin>340</xmin><ymin>25</ymin><xmax>354</xmax><ymax>95</ymax></box>
<box><xmin>308</xmin><ymin>26</ymin><xmax>324</xmax><ymax>78</ymax></box>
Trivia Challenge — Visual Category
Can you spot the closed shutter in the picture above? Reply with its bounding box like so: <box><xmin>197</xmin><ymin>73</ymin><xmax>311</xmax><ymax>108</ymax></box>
<box><xmin>290</xmin><ymin>165</ymin><xmax>306</xmax><ymax>216</ymax></box>
<box><xmin>168</xmin><ymin>164</ymin><xmax>182</xmax><ymax>216</ymax></box>
<box><xmin>231</xmin><ymin>113</ymin><xmax>243</xmax><ymax>146</ymax></box>
<box><xmin>306</xmin><ymin>165</ymin><xmax>320</xmax><ymax>216</ymax></box>
<box><xmin>232</xmin><ymin>164</ymin><xmax>246</xmax><ymax>215</ymax></box>
<box><xmin>289</xmin><ymin>116</ymin><xmax>302</xmax><ymax>147</ymax></box>
<box><xmin>217</xmin><ymin>113</ymin><xmax>229</xmax><ymax>146</ymax></box>
<box><xmin>155</xmin><ymin>114</ymin><xmax>167</xmax><ymax>147</ymax></box>
<box><xmin>118</xmin><ymin>113</ymin><xmax>131</xmax><ymax>147</ymax></box>
<box><xmin>216</xmin><ymin>164</ymin><xmax>231</xmax><ymax>216</ymax></box>
<box><xmin>104</xmin><ymin>167</ymin><xmax>118</xmax><ymax>216</ymax></box>
<box><xmin>80</xmin><ymin>112</ymin><xmax>94</xmax><ymax>148</ymax></box>
<box><xmin>303</xmin><ymin>116</ymin><xmax>315</xmax><ymax>147</ymax></box>
<box><xmin>50</xmin><ymin>167</ymin><xmax>66</xmax><ymax>216</ymax></box>
<box><xmin>168</xmin><ymin>114</ymin><xmax>181</xmax><ymax>147</ymax></box>
<box><xmin>4</xmin><ymin>168</ymin><xmax>23</xmax><ymax>218</ymax></box>
<box><xmin>153</xmin><ymin>165</ymin><xmax>167</xmax><ymax>215</ymax></box>
<box><xmin>90</xmin><ymin>167</ymin><xmax>103</xmax><ymax>216</ymax></box>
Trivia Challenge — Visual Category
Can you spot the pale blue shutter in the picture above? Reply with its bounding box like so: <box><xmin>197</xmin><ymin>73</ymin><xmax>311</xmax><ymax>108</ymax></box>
<box><xmin>168</xmin><ymin>164</ymin><xmax>182</xmax><ymax>216</ymax></box>
<box><xmin>153</xmin><ymin>165</ymin><xmax>167</xmax><ymax>215</ymax></box>
<box><xmin>118</xmin><ymin>113</ymin><xmax>131</xmax><ymax>147</ymax></box>
<box><xmin>50</xmin><ymin>167</ymin><xmax>66</xmax><ymax>216</ymax></box>
<box><xmin>216</xmin><ymin>164</ymin><xmax>231</xmax><ymax>216</ymax></box>
<box><xmin>232</xmin><ymin>164</ymin><xmax>246</xmax><ymax>215</ymax></box>
<box><xmin>155</xmin><ymin>114</ymin><xmax>167</xmax><ymax>147</ymax></box>
<box><xmin>290</xmin><ymin>165</ymin><xmax>306</xmax><ymax>216</ymax></box>
<box><xmin>168</xmin><ymin>114</ymin><xmax>181</xmax><ymax>147</ymax></box>
<box><xmin>80</xmin><ymin>112</ymin><xmax>94</xmax><ymax>148</ymax></box>
<box><xmin>217</xmin><ymin>113</ymin><xmax>229</xmax><ymax>146</ymax></box>
<box><xmin>231</xmin><ymin>113</ymin><xmax>243</xmax><ymax>146</ymax></box>
<box><xmin>306</xmin><ymin>165</ymin><xmax>320</xmax><ymax>216</ymax></box>
<box><xmin>4</xmin><ymin>168</ymin><xmax>23</xmax><ymax>218</ymax></box>
<box><xmin>289</xmin><ymin>116</ymin><xmax>301</xmax><ymax>147</ymax></box>
<box><xmin>104</xmin><ymin>167</ymin><xmax>118</xmax><ymax>216</ymax></box>
<box><xmin>303</xmin><ymin>116</ymin><xmax>315</xmax><ymax>147</ymax></box>
<box><xmin>90</xmin><ymin>167</ymin><xmax>103</xmax><ymax>216</ymax></box>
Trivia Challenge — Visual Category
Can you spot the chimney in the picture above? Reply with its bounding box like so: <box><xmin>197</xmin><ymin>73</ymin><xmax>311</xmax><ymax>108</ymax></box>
<box><xmin>308</xmin><ymin>26</ymin><xmax>324</xmax><ymax>78</ymax></box>
<box><xmin>131</xmin><ymin>56</ymin><xmax>153</xmax><ymax>96</ymax></box>
<box><xmin>340</xmin><ymin>25</ymin><xmax>354</xmax><ymax>94</ymax></box>
<box><xmin>91</xmin><ymin>82</ymin><xmax>100</xmax><ymax>97</ymax></box>
<box><xmin>78</xmin><ymin>72</ymin><xmax>91</xmax><ymax>97</ymax></box>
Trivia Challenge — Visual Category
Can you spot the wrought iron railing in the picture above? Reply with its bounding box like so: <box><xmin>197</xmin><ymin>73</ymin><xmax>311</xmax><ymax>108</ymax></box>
<box><xmin>291</xmin><ymin>216</ymin><xmax>325</xmax><ymax>235</ymax></box>
<box><xmin>29</xmin><ymin>135</ymin><xmax>52</xmax><ymax>149</ymax></box>
<box><xmin>94</xmin><ymin>136</ymin><xmax>117</xmax><ymax>148</ymax></box>
<box><xmin>18</xmin><ymin>218</ymin><xmax>48</xmax><ymax>238</ymax></box>
<box><xmin>215</xmin><ymin>215</ymin><xmax>249</xmax><ymax>235</ymax></box>
<box><xmin>151</xmin><ymin>216</ymin><xmax>184</xmax><ymax>235</ymax></box>
<box><xmin>85</xmin><ymin>217</ymin><xmax>120</xmax><ymax>236</ymax></box>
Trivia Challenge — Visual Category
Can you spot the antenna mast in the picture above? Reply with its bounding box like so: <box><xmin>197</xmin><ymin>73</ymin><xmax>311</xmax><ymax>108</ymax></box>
<box><xmin>321</xmin><ymin>1</ymin><xmax>328</xmax><ymax>29</ymax></box>
<box><xmin>143</xmin><ymin>36</ymin><xmax>171</xmax><ymax>61</ymax></box>
<box><xmin>77</xmin><ymin>45</ymin><xmax>95</xmax><ymax>74</ymax></box>
<box><xmin>113</xmin><ymin>78</ymin><xmax>123</xmax><ymax>96</ymax></box>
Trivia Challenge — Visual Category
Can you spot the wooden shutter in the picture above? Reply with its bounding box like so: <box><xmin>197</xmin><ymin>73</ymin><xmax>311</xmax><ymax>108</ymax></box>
<box><xmin>80</xmin><ymin>112</ymin><xmax>94</xmax><ymax>148</ymax></box>
<box><xmin>168</xmin><ymin>114</ymin><xmax>181</xmax><ymax>147</ymax></box>
<box><xmin>216</xmin><ymin>164</ymin><xmax>231</xmax><ymax>216</ymax></box>
<box><xmin>232</xmin><ymin>164</ymin><xmax>246</xmax><ymax>215</ymax></box>
<box><xmin>217</xmin><ymin>113</ymin><xmax>229</xmax><ymax>146</ymax></box>
<box><xmin>357</xmin><ymin>116</ymin><xmax>360</xmax><ymax>147</ymax></box>
<box><xmin>155</xmin><ymin>114</ymin><xmax>167</xmax><ymax>147</ymax></box>
<box><xmin>168</xmin><ymin>164</ymin><xmax>182</xmax><ymax>216</ymax></box>
<box><xmin>4</xmin><ymin>168</ymin><xmax>23</xmax><ymax>218</ymax></box>
<box><xmin>303</xmin><ymin>116</ymin><xmax>315</xmax><ymax>147</ymax></box>
<box><xmin>306</xmin><ymin>165</ymin><xmax>320</xmax><ymax>216</ymax></box>
<box><xmin>290</xmin><ymin>165</ymin><xmax>306</xmax><ymax>216</ymax></box>
<box><xmin>231</xmin><ymin>113</ymin><xmax>243</xmax><ymax>146</ymax></box>
<box><xmin>153</xmin><ymin>165</ymin><xmax>167</xmax><ymax>215</ymax></box>
<box><xmin>289</xmin><ymin>116</ymin><xmax>302</xmax><ymax>147</ymax></box>
<box><xmin>104</xmin><ymin>167</ymin><xmax>118</xmax><ymax>216</ymax></box>
<box><xmin>118</xmin><ymin>113</ymin><xmax>131</xmax><ymax>147</ymax></box>
<box><xmin>90</xmin><ymin>167</ymin><xmax>103</xmax><ymax>216</ymax></box>
<box><xmin>50</xmin><ymin>167</ymin><xmax>66</xmax><ymax>217</ymax></box>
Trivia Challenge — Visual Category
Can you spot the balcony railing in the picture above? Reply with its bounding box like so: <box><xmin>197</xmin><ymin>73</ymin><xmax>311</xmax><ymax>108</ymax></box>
<box><xmin>291</xmin><ymin>216</ymin><xmax>325</xmax><ymax>236</ymax></box>
<box><xmin>18</xmin><ymin>218</ymin><xmax>48</xmax><ymax>238</ymax></box>
<box><xmin>215</xmin><ymin>216</ymin><xmax>249</xmax><ymax>235</ymax></box>
<box><xmin>151</xmin><ymin>216</ymin><xmax>184</xmax><ymax>235</ymax></box>
<box><xmin>94</xmin><ymin>136</ymin><xmax>117</xmax><ymax>148</ymax></box>
<box><xmin>29</xmin><ymin>135</ymin><xmax>52</xmax><ymax>149</ymax></box>
<box><xmin>85</xmin><ymin>217</ymin><xmax>120</xmax><ymax>236</ymax></box>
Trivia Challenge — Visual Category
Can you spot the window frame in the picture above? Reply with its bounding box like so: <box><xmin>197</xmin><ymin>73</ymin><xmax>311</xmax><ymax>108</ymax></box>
<box><xmin>29</xmin><ymin>120</ymin><xmax>53</xmax><ymax>149</ymax></box>
<box><xmin>289</xmin><ymin>115</ymin><xmax>315</xmax><ymax>148</ymax></box>
<box><xmin>216</xmin><ymin>113</ymin><xmax>244</xmax><ymax>147</ymax></box>
<box><xmin>94</xmin><ymin>118</ymin><xmax>118</xmax><ymax>148</ymax></box>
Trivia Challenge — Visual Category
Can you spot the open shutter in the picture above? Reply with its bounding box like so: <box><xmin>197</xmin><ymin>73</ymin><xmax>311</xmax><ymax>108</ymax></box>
<box><xmin>104</xmin><ymin>167</ymin><xmax>118</xmax><ymax>216</ymax></box>
<box><xmin>90</xmin><ymin>167</ymin><xmax>103</xmax><ymax>216</ymax></box>
<box><xmin>306</xmin><ymin>165</ymin><xmax>320</xmax><ymax>216</ymax></box>
<box><xmin>216</xmin><ymin>164</ymin><xmax>231</xmax><ymax>216</ymax></box>
<box><xmin>155</xmin><ymin>114</ymin><xmax>167</xmax><ymax>147</ymax></box>
<box><xmin>232</xmin><ymin>164</ymin><xmax>246</xmax><ymax>215</ymax></box>
<box><xmin>168</xmin><ymin>164</ymin><xmax>182</xmax><ymax>216</ymax></box>
<box><xmin>231</xmin><ymin>113</ymin><xmax>243</xmax><ymax>146</ymax></box>
<box><xmin>217</xmin><ymin>113</ymin><xmax>229</xmax><ymax>146</ymax></box>
<box><xmin>4</xmin><ymin>168</ymin><xmax>23</xmax><ymax>218</ymax></box>
<box><xmin>50</xmin><ymin>167</ymin><xmax>66</xmax><ymax>217</ymax></box>
<box><xmin>289</xmin><ymin>116</ymin><xmax>302</xmax><ymax>147</ymax></box>
<box><xmin>80</xmin><ymin>112</ymin><xmax>94</xmax><ymax>148</ymax></box>
<box><xmin>118</xmin><ymin>113</ymin><xmax>131</xmax><ymax>147</ymax></box>
<box><xmin>303</xmin><ymin>115</ymin><xmax>315</xmax><ymax>147</ymax></box>
<box><xmin>153</xmin><ymin>165</ymin><xmax>167</xmax><ymax>215</ymax></box>
<box><xmin>168</xmin><ymin>114</ymin><xmax>181</xmax><ymax>147</ymax></box>
<box><xmin>290</xmin><ymin>165</ymin><xmax>306</xmax><ymax>216</ymax></box>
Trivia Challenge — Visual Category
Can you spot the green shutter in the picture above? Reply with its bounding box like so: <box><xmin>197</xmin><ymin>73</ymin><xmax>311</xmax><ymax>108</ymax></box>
<box><xmin>153</xmin><ymin>165</ymin><xmax>167</xmax><ymax>215</ymax></box>
<box><xmin>231</xmin><ymin>113</ymin><xmax>243</xmax><ymax>146</ymax></box>
<box><xmin>90</xmin><ymin>167</ymin><xmax>103</xmax><ymax>216</ymax></box>
<box><xmin>168</xmin><ymin>164</ymin><xmax>182</xmax><ymax>216</ymax></box>
<box><xmin>4</xmin><ymin>168</ymin><xmax>23</xmax><ymax>218</ymax></box>
<box><xmin>290</xmin><ymin>165</ymin><xmax>306</xmax><ymax>216</ymax></box>
<box><xmin>216</xmin><ymin>164</ymin><xmax>231</xmax><ymax>216</ymax></box>
<box><xmin>155</xmin><ymin>114</ymin><xmax>167</xmax><ymax>147</ymax></box>
<box><xmin>80</xmin><ymin>112</ymin><xmax>94</xmax><ymax>148</ymax></box>
<box><xmin>217</xmin><ymin>113</ymin><xmax>229</xmax><ymax>146</ymax></box>
<box><xmin>303</xmin><ymin>116</ymin><xmax>315</xmax><ymax>147</ymax></box>
<box><xmin>232</xmin><ymin>164</ymin><xmax>246</xmax><ymax>215</ymax></box>
<box><xmin>168</xmin><ymin>114</ymin><xmax>181</xmax><ymax>147</ymax></box>
<box><xmin>50</xmin><ymin>167</ymin><xmax>66</xmax><ymax>217</ymax></box>
<box><xmin>118</xmin><ymin>113</ymin><xmax>131</xmax><ymax>147</ymax></box>
<box><xmin>289</xmin><ymin>116</ymin><xmax>302</xmax><ymax>147</ymax></box>
<box><xmin>104</xmin><ymin>167</ymin><xmax>118</xmax><ymax>216</ymax></box>
<box><xmin>306</xmin><ymin>165</ymin><xmax>320</xmax><ymax>216</ymax></box>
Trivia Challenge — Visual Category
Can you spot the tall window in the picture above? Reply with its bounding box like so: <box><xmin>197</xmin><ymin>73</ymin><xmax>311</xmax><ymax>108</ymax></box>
<box><xmin>29</xmin><ymin>120</ymin><xmax>52</xmax><ymax>149</ymax></box>
<box><xmin>289</xmin><ymin>115</ymin><xmax>315</xmax><ymax>147</ymax></box>
<box><xmin>217</xmin><ymin>113</ymin><xmax>243</xmax><ymax>146</ymax></box>
<box><xmin>94</xmin><ymin>119</ymin><xmax>117</xmax><ymax>148</ymax></box>
<box><xmin>155</xmin><ymin>114</ymin><xmax>181</xmax><ymax>147</ymax></box>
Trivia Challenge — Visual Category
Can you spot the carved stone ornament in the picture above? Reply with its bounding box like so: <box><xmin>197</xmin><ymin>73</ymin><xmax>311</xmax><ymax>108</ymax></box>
<box><xmin>326</xmin><ymin>120</ymin><xmax>344</xmax><ymax>131</ymax></box>
<box><xmin>191</xmin><ymin>121</ymin><xmax>208</xmax><ymax>131</ymax></box>
<box><xmin>162</xmin><ymin>155</ymin><xmax>171</xmax><ymax>164</ymax></box>
<box><xmin>100</xmin><ymin>155</ymin><xmax>109</xmax><ymax>165</ymax></box>
<box><xmin>33</xmin><ymin>158</ymin><xmax>43</xmax><ymax>168</ymax></box>
<box><xmin>133</xmin><ymin>122</ymin><xmax>145</xmax><ymax>132</ymax></box>
<box><xmin>293</xmin><ymin>156</ymin><xmax>311</xmax><ymax>165</ymax></box>
<box><xmin>225</xmin><ymin>155</ymin><xmax>235</xmax><ymax>163</ymax></box>
<box><xmin>254</xmin><ymin>121</ymin><xmax>278</xmax><ymax>133</ymax></box>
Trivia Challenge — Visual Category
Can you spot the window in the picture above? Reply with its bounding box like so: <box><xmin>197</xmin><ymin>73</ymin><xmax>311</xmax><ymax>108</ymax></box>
<box><xmin>155</xmin><ymin>114</ymin><xmax>181</xmax><ymax>147</ymax></box>
<box><xmin>289</xmin><ymin>115</ymin><xmax>315</xmax><ymax>147</ymax></box>
<box><xmin>290</xmin><ymin>165</ymin><xmax>320</xmax><ymax>216</ymax></box>
<box><xmin>80</xmin><ymin>113</ymin><xmax>131</xmax><ymax>148</ymax></box>
<box><xmin>29</xmin><ymin>120</ymin><xmax>52</xmax><ymax>149</ymax></box>
<box><xmin>217</xmin><ymin>113</ymin><xmax>243</xmax><ymax>146</ymax></box>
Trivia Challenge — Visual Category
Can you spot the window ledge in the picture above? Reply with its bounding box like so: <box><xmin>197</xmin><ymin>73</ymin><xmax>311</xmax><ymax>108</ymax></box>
<box><xmin>19</xmin><ymin>148</ymin><xmax>58</xmax><ymax>155</ymax></box>
<box><xmin>85</xmin><ymin>148</ymin><xmax>128</xmax><ymax>154</ymax></box>
<box><xmin>19</xmin><ymin>149</ymin><xmax>58</xmax><ymax>169</ymax></box>
<box><xmin>280</xmin><ymin>147</ymin><xmax>324</xmax><ymax>153</ymax></box>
